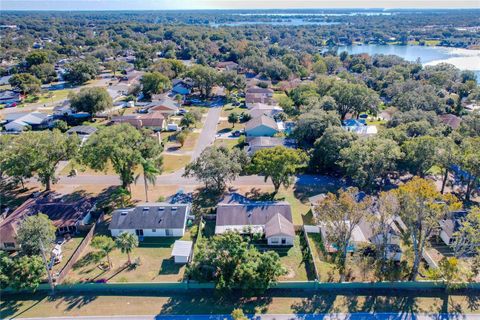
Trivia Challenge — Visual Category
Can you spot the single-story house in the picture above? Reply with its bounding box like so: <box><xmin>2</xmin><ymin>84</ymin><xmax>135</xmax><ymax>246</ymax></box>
<box><xmin>146</xmin><ymin>98</ymin><xmax>179</xmax><ymax>116</ymax></box>
<box><xmin>0</xmin><ymin>90</ymin><xmax>22</xmax><ymax>105</ymax></box>
<box><xmin>53</xmin><ymin>101</ymin><xmax>73</xmax><ymax>116</ymax></box>
<box><xmin>109</xmin><ymin>203</ymin><xmax>190</xmax><ymax>238</ymax></box>
<box><xmin>0</xmin><ymin>75</ymin><xmax>12</xmax><ymax>86</ymax></box>
<box><xmin>172</xmin><ymin>79</ymin><xmax>193</xmax><ymax>96</ymax></box>
<box><xmin>245</xmin><ymin>115</ymin><xmax>280</xmax><ymax>137</ymax></box>
<box><xmin>215</xmin><ymin>194</ymin><xmax>294</xmax><ymax>246</ymax></box>
<box><xmin>111</xmin><ymin>111</ymin><xmax>166</xmax><ymax>131</ymax></box>
<box><xmin>439</xmin><ymin>211</ymin><xmax>468</xmax><ymax>246</ymax></box>
<box><xmin>342</xmin><ymin>119</ymin><xmax>377</xmax><ymax>136</ymax></box>
<box><xmin>248</xmin><ymin>103</ymin><xmax>283</xmax><ymax>118</ymax></box>
<box><xmin>439</xmin><ymin>114</ymin><xmax>462</xmax><ymax>130</ymax></box>
<box><xmin>318</xmin><ymin>216</ymin><xmax>402</xmax><ymax>261</ymax></box>
<box><xmin>0</xmin><ymin>194</ymin><xmax>96</xmax><ymax>250</ymax></box>
<box><xmin>171</xmin><ymin>240</ymin><xmax>193</xmax><ymax>264</ymax></box>
<box><xmin>245</xmin><ymin>87</ymin><xmax>275</xmax><ymax>108</ymax></box>
<box><xmin>216</xmin><ymin>61</ymin><xmax>239</xmax><ymax>71</ymax></box>
<box><xmin>4</xmin><ymin>112</ymin><xmax>53</xmax><ymax>132</ymax></box>
<box><xmin>66</xmin><ymin>125</ymin><xmax>97</xmax><ymax>144</ymax></box>
<box><xmin>246</xmin><ymin>136</ymin><xmax>294</xmax><ymax>155</ymax></box>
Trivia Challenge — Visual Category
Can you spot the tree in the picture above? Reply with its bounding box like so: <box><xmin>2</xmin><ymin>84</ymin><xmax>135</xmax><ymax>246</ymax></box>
<box><xmin>64</xmin><ymin>61</ymin><xmax>98</xmax><ymax>84</ymax></box>
<box><xmin>115</xmin><ymin>232</ymin><xmax>138</xmax><ymax>265</ymax></box>
<box><xmin>180</xmin><ymin>113</ymin><xmax>196</xmax><ymax>128</ymax></box>
<box><xmin>459</xmin><ymin>111</ymin><xmax>480</xmax><ymax>137</ymax></box>
<box><xmin>293</xmin><ymin>109</ymin><xmax>341</xmax><ymax>148</ymax></box>
<box><xmin>436</xmin><ymin>138</ymin><xmax>460</xmax><ymax>194</ymax></box>
<box><xmin>0</xmin><ymin>253</ymin><xmax>45</xmax><ymax>291</ymax></box>
<box><xmin>329</xmin><ymin>81</ymin><xmax>380</xmax><ymax>119</ymax></box>
<box><xmin>323</xmin><ymin>55</ymin><xmax>341</xmax><ymax>74</ymax></box>
<box><xmin>17</xmin><ymin>213</ymin><xmax>56</xmax><ymax>256</ymax></box>
<box><xmin>149</xmin><ymin>59</ymin><xmax>186</xmax><ymax>79</ymax></box>
<box><xmin>250</xmin><ymin>146</ymin><xmax>307</xmax><ymax>194</ymax></box>
<box><xmin>140</xmin><ymin>72</ymin><xmax>171</xmax><ymax>99</ymax></box>
<box><xmin>339</xmin><ymin>137</ymin><xmax>402</xmax><ymax>190</ymax></box>
<box><xmin>451</xmin><ymin>207</ymin><xmax>480</xmax><ymax>257</ymax></box>
<box><xmin>69</xmin><ymin>87</ymin><xmax>113</xmax><ymax>117</ymax></box>
<box><xmin>310</xmin><ymin>126</ymin><xmax>356</xmax><ymax>173</ymax></box>
<box><xmin>402</xmin><ymin>135</ymin><xmax>439</xmax><ymax>177</ymax></box>
<box><xmin>231</xmin><ymin>309</ymin><xmax>248</xmax><ymax>320</ymax></box>
<box><xmin>183</xmin><ymin>146</ymin><xmax>247</xmax><ymax>192</ymax></box>
<box><xmin>227</xmin><ymin>112</ymin><xmax>239</xmax><ymax>128</ymax></box>
<box><xmin>393</xmin><ymin>177</ymin><xmax>461</xmax><ymax>280</ymax></box>
<box><xmin>188</xmin><ymin>232</ymin><xmax>285</xmax><ymax>294</ymax></box>
<box><xmin>82</xmin><ymin>124</ymin><xmax>161</xmax><ymax>189</ymax></box>
<box><xmin>176</xmin><ymin>131</ymin><xmax>188</xmax><ymax>147</ymax></box>
<box><xmin>2</xmin><ymin>130</ymin><xmax>79</xmax><ymax>190</ymax></box>
<box><xmin>315</xmin><ymin>188</ymin><xmax>372</xmax><ymax>281</ymax></box>
<box><xmin>91</xmin><ymin>235</ymin><xmax>116</xmax><ymax>269</ymax></box>
<box><xmin>30</xmin><ymin>63</ymin><xmax>57</xmax><ymax>84</ymax></box>
<box><xmin>9</xmin><ymin>73</ymin><xmax>41</xmax><ymax>95</ymax></box>
<box><xmin>459</xmin><ymin>138</ymin><xmax>480</xmax><ymax>201</ymax></box>
<box><xmin>185</xmin><ymin>65</ymin><xmax>218</xmax><ymax>98</ymax></box>
<box><xmin>373</xmin><ymin>191</ymin><xmax>399</xmax><ymax>275</ymax></box>
<box><xmin>25</xmin><ymin>51</ymin><xmax>49</xmax><ymax>67</ymax></box>
<box><xmin>136</xmin><ymin>132</ymin><xmax>162</xmax><ymax>202</ymax></box>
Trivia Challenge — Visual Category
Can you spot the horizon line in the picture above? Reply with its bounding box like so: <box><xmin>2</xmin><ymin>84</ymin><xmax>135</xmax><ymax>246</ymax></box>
<box><xmin>2</xmin><ymin>7</ymin><xmax>480</xmax><ymax>11</ymax></box>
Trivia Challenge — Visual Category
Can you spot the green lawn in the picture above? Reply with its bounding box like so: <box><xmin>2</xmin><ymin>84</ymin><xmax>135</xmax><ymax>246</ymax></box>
<box><xmin>221</xmin><ymin>104</ymin><xmax>248</xmax><ymax>117</ymax></box>
<box><xmin>162</xmin><ymin>154</ymin><xmax>191</xmax><ymax>173</ymax></box>
<box><xmin>2</xmin><ymin>291</ymin><xmax>479</xmax><ymax>318</ymax></box>
<box><xmin>214</xmin><ymin>138</ymin><xmax>241</xmax><ymax>150</ymax></box>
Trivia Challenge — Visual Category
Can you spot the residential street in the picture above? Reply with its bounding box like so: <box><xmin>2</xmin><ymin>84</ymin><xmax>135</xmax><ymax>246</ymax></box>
<box><xmin>14</xmin><ymin>313</ymin><xmax>480</xmax><ymax>320</ymax></box>
<box><xmin>192</xmin><ymin>106</ymin><xmax>222</xmax><ymax>160</ymax></box>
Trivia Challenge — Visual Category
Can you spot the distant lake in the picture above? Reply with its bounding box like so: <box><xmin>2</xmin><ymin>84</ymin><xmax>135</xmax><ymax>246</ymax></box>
<box><xmin>338</xmin><ymin>44</ymin><xmax>480</xmax><ymax>82</ymax></box>
<box><xmin>210</xmin><ymin>19</ymin><xmax>340</xmax><ymax>27</ymax></box>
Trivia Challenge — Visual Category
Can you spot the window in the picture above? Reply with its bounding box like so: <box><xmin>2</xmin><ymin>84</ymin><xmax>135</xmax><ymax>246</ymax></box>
<box><xmin>152</xmin><ymin>229</ymin><xmax>156</xmax><ymax>232</ymax></box>
<box><xmin>135</xmin><ymin>229</ymin><xmax>144</xmax><ymax>236</ymax></box>
<box><xmin>270</xmin><ymin>238</ymin><xmax>279</xmax><ymax>244</ymax></box>
<box><xmin>281</xmin><ymin>238</ymin><xmax>287</xmax><ymax>245</ymax></box>
<box><xmin>165</xmin><ymin>229</ymin><xmax>173</xmax><ymax>236</ymax></box>
<box><xmin>4</xmin><ymin>242</ymin><xmax>15</xmax><ymax>249</ymax></box>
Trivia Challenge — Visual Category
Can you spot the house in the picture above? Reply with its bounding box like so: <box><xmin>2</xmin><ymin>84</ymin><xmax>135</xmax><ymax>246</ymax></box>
<box><xmin>0</xmin><ymin>194</ymin><xmax>96</xmax><ymax>250</ymax></box>
<box><xmin>111</xmin><ymin>112</ymin><xmax>166</xmax><ymax>131</ymax></box>
<box><xmin>171</xmin><ymin>79</ymin><xmax>193</xmax><ymax>96</ymax></box>
<box><xmin>0</xmin><ymin>75</ymin><xmax>12</xmax><ymax>86</ymax></box>
<box><xmin>146</xmin><ymin>98</ymin><xmax>179</xmax><ymax>116</ymax></box>
<box><xmin>53</xmin><ymin>101</ymin><xmax>73</xmax><ymax>116</ymax></box>
<box><xmin>248</xmin><ymin>103</ymin><xmax>283</xmax><ymax>118</ymax></box>
<box><xmin>342</xmin><ymin>119</ymin><xmax>377</xmax><ymax>136</ymax></box>
<box><xmin>439</xmin><ymin>211</ymin><xmax>469</xmax><ymax>246</ymax></box>
<box><xmin>439</xmin><ymin>114</ymin><xmax>462</xmax><ymax>130</ymax></box>
<box><xmin>245</xmin><ymin>115</ymin><xmax>279</xmax><ymax>137</ymax></box>
<box><xmin>171</xmin><ymin>240</ymin><xmax>193</xmax><ymax>264</ymax></box>
<box><xmin>109</xmin><ymin>203</ymin><xmax>190</xmax><ymax>238</ymax></box>
<box><xmin>0</xmin><ymin>90</ymin><xmax>22</xmax><ymax>105</ymax></box>
<box><xmin>4</xmin><ymin>112</ymin><xmax>53</xmax><ymax>132</ymax></box>
<box><xmin>215</xmin><ymin>194</ymin><xmax>295</xmax><ymax>246</ymax></box>
<box><xmin>66</xmin><ymin>125</ymin><xmax>97</xmax><ymax>144</ymax></box>
<box><xmin>216</xmin><ymin>61</ymin><xmax>239</xmax><ymax>71</ymax></box>
<box><xmin>246</xmin><ymin>136</ymin><xmax>294</xmax><ymax>155</ymax></box>
<box><xmin>245</xmin><ymin>87</ymin><xmax>275</xmax><ymax>108</ymax></box>
<box><xmin>318</xmin><ymin>216</ymin><xmax>402</xmax><ymax>261</ymax></box>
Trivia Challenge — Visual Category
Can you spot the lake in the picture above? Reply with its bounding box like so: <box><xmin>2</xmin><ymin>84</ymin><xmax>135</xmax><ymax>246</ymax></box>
<box><xmin>337</xmin><ymin>44</ymin><xmax>480</xmax><ymax>82</ymax></box>
<box><xmin>210</xmin><ymin>19</ymin><xmax>340</xmax><ymax>27</ymax></box>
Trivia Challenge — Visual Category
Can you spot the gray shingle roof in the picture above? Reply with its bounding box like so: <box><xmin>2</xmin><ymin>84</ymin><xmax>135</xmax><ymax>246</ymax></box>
<box><xmin>109</xmin><ymin>203</ymin><xmax>188</xmax><ymax>230</ymax></box>
<box><xmin>265</xmin><ymin>213</ymin><xmax>295</xmax><ymax>238</ymax></box>
<box><xmin>245</xmin><ymin>115</ymin><xmax>278</xmax><ymax>132</ymax></box>
<box><xmin>67</xmin><ymin>125</ymin><xmax>97</xmax><ymax>135</ymax></box>
<box><xmin>216</xmin><ymin>201</ymin><xmax>292</xmax><ymax>227</ymax></box>
<box><xmin>247</xmin><ymin>136</ymin><xmax>285</xmax><ymax>148</ymax></box>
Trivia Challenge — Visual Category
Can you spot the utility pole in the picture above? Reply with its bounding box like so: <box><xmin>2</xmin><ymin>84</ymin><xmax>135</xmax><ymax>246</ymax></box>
<box><xmin>39</xmin><ymin>238</ymin><xmax>55</xmax><ymax>295</ymax></box>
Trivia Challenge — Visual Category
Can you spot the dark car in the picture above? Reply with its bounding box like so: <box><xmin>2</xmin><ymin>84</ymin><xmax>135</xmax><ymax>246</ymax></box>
<box><xmin>232</xmin><ymin>130</ymin><xmax>243</xmax><ymax>137</ymax></box>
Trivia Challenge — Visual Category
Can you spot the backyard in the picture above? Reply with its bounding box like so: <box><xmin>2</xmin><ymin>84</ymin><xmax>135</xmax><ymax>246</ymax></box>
<box><xmin>65</xmin><ymin>220</ymin><xmax>192</xmax><ymax>283</ymax></box>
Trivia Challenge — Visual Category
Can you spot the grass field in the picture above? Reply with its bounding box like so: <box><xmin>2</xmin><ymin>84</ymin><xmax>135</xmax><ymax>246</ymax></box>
<box><xmin>2</xmin><ymin>292</ymin><xmax>478</xmax><ymax>318</ymax></box>
<box><xmin>162</xmin><ymin>154</ymin><xmax>191</xmax><ymax>173</ymax></box>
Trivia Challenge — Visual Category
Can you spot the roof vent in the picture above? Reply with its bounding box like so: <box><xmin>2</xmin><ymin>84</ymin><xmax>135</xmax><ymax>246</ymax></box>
<box><xmin>121</xmin><ymin>211</ymin><xmax>128</xmax><ymax>216</ymax></box>
<box><xmin>143</xmin><ymin>207</ymin><xmax>149</xmax><ymax>212</ymax></box>
<box><xmin>158</xmin><ymin>207</ymin><xmax>165</xmax><ymax>211</ymax></box>
<box><xmin>172</xmin><ymin>207</ymin><xmax>177</xmax><ymax>211</ymax></box>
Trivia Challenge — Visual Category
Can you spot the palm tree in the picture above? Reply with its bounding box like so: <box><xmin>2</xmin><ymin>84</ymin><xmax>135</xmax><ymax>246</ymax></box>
<box><xmin>136</xmin><ymin>159</ymin><xmax>160</xmax><ymax>202</ymax></box>
<box><xmin>115</xmin><ymin>232</ymin><xmax>138</xmax><ymax>265</ymax></box>
<box><xmin>91</xmin><ymin>235</ymin><xmax>115</xmax><ymax>269</ymax></box>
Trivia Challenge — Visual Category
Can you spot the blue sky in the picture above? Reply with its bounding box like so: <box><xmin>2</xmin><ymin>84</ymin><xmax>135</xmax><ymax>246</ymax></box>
<box><xmin>1</xmin><ymin>0</ymin><xmax>478</xmax><ymax>10</ymax></box>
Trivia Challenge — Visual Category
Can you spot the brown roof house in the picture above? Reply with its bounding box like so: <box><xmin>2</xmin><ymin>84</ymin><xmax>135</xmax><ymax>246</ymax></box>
<box><xmin>439</xmin><ymin>114</ymin><xmax>462</xmax><ymax>130</ymax></box>
<box><xmin>215</xmin><ymin>193</ymin><xmax>295</xmax><ymax>246</ymax></box>
<box><xmin>111</xmin><ymin>112</ymin><xmax>166</xmax><ymax>131</ymax></box>
<box><xmin>146</xmin><ymin>98</ymin><xmax>179</xmax><ymax>116</ymax></box>
<box><xmin>216</xmin><ymin>61</ymin><xmax>239</xmax><ymax>72</ymax></box>
<box><xmin>0</xmin><ymin>194</ymin><xmax>96</xmax><ymax>251</ymax></box>
<box><xmin>245</xmin><ymin>86</ymin><xmax>275</xmax><ymax>108</ymax></box>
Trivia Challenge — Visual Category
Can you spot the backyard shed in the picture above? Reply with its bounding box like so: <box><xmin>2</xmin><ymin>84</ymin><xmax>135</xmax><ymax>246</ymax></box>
<box><xmin>171</xmin><ymin>240</ymin><xmax>193</xmax><ymax>264</ymax></box>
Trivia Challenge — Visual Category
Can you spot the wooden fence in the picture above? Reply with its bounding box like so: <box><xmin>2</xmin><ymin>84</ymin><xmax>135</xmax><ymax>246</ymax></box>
<box><xmin>55</xmin><ymin>213</ymin><xmax>104</xmax><ymax>284</ymax></box>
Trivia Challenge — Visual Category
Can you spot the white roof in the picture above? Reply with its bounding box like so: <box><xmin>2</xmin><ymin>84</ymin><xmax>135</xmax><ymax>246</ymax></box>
<box><xmin>171</xmin><ymin>240</ymin><xmax>192</xmax><ymax>257</ymax></box>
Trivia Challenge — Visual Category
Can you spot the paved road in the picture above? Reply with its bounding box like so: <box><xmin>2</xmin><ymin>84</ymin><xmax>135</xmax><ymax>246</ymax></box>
<box><xmin>192</xmin><ymin>106</ymin><xmax>222</xmax><ymax>160</ymax></box>
<box><xmin>15</xmin><ymin>313</ymin><xmax>480</xmax><ymax>320</ymax></box>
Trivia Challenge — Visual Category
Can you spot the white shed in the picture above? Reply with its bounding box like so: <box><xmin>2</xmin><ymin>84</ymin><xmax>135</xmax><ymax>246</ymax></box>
<box><xmin>171</xmin><ymin>240</ymin><xmax>192</xmax><ymax>264</ymax></box>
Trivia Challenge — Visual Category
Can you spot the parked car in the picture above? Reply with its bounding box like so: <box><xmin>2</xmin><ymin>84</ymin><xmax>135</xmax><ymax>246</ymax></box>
<box><xmin>178</xmin><ymin>109</ymin><xmax>188</xmax><ymax>115</ymax></box>
<box><xmin>232</xmin><ymin>130</ymin><xmax>243</xmax><ymax>137</ymax></box>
